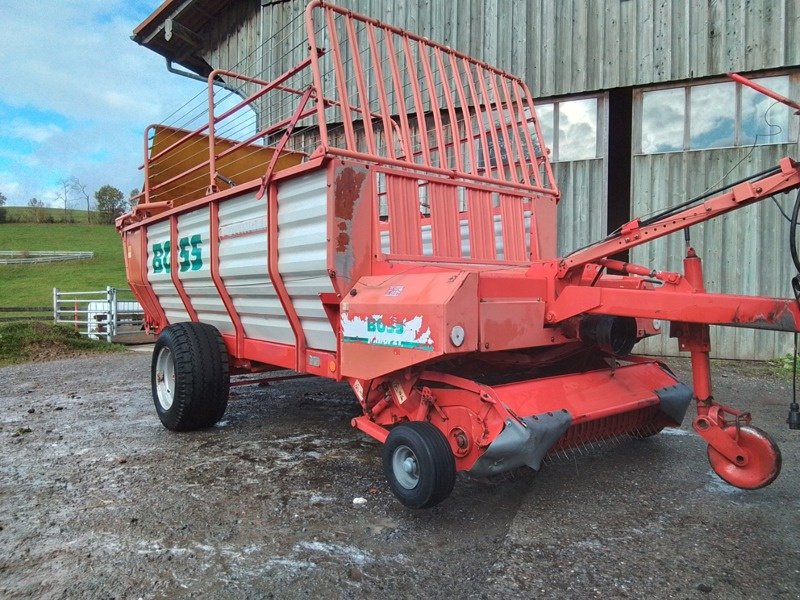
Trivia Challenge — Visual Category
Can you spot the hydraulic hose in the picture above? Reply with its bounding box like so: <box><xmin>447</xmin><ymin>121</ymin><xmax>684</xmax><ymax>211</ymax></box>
<box><xmin>790</xmin><ymin>189</ymin><xmax>800</xmax><ymax>276</ymax></box>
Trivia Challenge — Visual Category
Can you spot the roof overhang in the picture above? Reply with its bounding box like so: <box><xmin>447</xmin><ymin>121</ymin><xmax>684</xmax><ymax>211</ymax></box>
<box><xmin>132</xmin><ymin>0</ymin><xmax>229</xmax><ymax>77</ymax></box>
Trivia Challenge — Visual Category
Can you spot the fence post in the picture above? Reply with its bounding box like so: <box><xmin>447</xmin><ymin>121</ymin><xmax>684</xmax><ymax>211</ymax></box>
<box><xmin>107</xmin><ymin>286</ymin><xmax>116</xmax><ymax>343</ymax></box>
<box><xmin>52</xmin><ymin>288</ymin><xmax>59</xmax><ymax>324</ymax></box>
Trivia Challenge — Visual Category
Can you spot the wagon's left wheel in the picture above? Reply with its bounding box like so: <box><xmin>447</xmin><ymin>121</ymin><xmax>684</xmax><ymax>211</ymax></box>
<box><xmin>382</xmin><ymin>422</ymin><xmax>456</xmax><ymax>509</ymax></box>
<box><xmin>151</xmin><ymin>322</ymin><xmax>229</xmax><ymax>431</ymax></box>
<box><xmin>707</xmin><ymin>425</ymin><xmax>782</xmax><ymax>490</ymax></box>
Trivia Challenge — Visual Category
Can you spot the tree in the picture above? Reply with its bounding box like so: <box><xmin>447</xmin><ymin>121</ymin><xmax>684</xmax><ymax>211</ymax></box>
<box><xmin>129</xmin><ymin>188</ymin><xmax>140</xmax><ymax>208</ymax></box>
<box><xmin>94</xmin><ymin>185</ymin><xmax>126</xmax><ymax>224</ymax></box>
<box><xmin>28</xmin><ymin>197</ymin><xmax>45</xmax><ymax>223</ymax></box>
<box><xmin>0</xmin><ymin>191</ymin><xmax>6</xmax><ymax>223</ymax></box>
<box><xmin>70</xmin><ymin>177</ymin><xmax>92</xmax><ymax>223</ymax></box>
<box><xmin>56</xmin><ymin>177</ymin><xmax>73</xmax><ymax>220</ymax></box>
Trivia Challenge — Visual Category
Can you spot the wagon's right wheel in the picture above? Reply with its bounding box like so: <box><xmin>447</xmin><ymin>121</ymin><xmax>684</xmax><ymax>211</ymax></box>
<box><xmin>382</xmin><ymin>422</ymin><xmax>456</xmax><ymax>509</ymax></box>
<box><xmin>151</xmin><ymin>322</ymin><xmax>229</xmax><ymax>431</ymax></box>
<box><xmin>706</xmin><ymin>425</ymin><xmax>782</xmax><ymax>490</ymax></box>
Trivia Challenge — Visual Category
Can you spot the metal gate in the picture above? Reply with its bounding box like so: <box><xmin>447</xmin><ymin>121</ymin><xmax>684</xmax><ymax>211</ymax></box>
<box><xmin>53</xmin><ymin>287</ymin><xmax>148</xmax><ymax>343</ymax></box>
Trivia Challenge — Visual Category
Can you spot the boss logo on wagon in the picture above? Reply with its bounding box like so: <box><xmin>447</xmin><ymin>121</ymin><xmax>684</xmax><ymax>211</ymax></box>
<box><xmin>151</xmin><ymin>235</ymin><xmax>203</xmax><ymax>273</ymax></box>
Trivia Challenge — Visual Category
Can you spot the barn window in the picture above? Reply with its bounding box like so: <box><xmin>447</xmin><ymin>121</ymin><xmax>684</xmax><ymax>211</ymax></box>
<box><xmin>637</xmin><ymin>73</ymin><xmax>799</xmax><ymax>154</ymax></box>
<box><xmin>533</xmin><ymin>96</ymin><xmax>602</xmax><ymax>162</ymax></box>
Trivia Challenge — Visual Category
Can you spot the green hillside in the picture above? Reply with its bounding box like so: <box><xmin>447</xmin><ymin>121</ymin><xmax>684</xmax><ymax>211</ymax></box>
<box><xmin>0</xmin><ymin>223</ymin><xmax>128</xmax><ymax>307</ymax></box>
<box><xmin>3</xmin><ymin>206</ymin><xmax>99</xmax><ymax>223</ymax></box>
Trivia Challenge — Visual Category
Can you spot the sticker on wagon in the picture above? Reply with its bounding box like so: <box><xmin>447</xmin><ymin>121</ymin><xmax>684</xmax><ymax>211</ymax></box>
<box><xmin>341</xmin><ymin>314</ymin><xmax>434</xmax><ymax>351</ymax></box>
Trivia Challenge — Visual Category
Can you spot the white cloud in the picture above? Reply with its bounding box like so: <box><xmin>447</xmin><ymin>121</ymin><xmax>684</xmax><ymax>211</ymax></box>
<box><xmin>0</xmin><ymin>171</ymin><xmax>23</xmax><ymax>199</ymax></box>
<box><xmin>5</xmin><ymin>120</ymin><xmax>63</xmax><ymax>144</ymax></box>
<box><xmin>0</xmin><ymin>1</ymin><xmax>204</xmax><ymax>205</ymax></box>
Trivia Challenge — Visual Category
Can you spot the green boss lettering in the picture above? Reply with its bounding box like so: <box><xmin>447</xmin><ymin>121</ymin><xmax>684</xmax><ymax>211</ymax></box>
<box><xmin>152</xmin><ymin>235</ymin><xmax>203</xmax><ymax>274</ymax></box>
<box><xmin>152</xmin><ymin>240</ymin><xmax>171</xmax><ymax>274</ymax></box>
<box><xmin>366</xmin><ymin>318</ymin><xmax>404</xmax><ymax>335</ymax></box>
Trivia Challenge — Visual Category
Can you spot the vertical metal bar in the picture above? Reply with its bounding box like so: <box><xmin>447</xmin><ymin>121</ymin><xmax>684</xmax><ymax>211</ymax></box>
<box><xmin>386</xmin><ymin>174</ymin><xmax>422</xmax><ymax>255</ymax></box>
<box><xmin>140</xmin><ymin>226</ymin><xmax>168</xmax><ymax>331</ymax></box>
<box><xmin>499</xmin><ymin>76</ymin><xmax>530</xmax><ymax>186</ymax></box>
<box><xmin>428</xmin><ymin>182</ymin><xmax>461</xmax><ymax>258</ymax></box>
<box><xmin>384</xmin><ymin>30</ymin><xmax>414</xmax><ymax>160</ymax></box>
<box><xmin>462</xmin><ymin>59</ymin><xmax>493</xmax><ymax>180</ymax></box>
<box><xmin>509</xmin><ymin>82</ymin><xmax>541</xmax><ymax>187</ymax></box>
<box><xmin>209</xmin><ymin>201</ymin><xmax>245</xmax><ymax>356</ymax></box>
<box><xmin>433</xmin><ymin>47</ymin><xmax>463</xmax><ymax>173</ymax></box>
<box><xmin>268</xmin><ymin>183</ymin><xmax>307</xmax><ymax>371</ymax></box>
<box><xmin>449</xmin><ymin>53</ymin><xmax>477</xmax><ymax>174</ymax></box>
<box><xmin>143</xmin><ymin>126</ymin><xmax>154</xmax><ymax>204</ymax></box>
<box><xmin>325</xmin><ymin>10</ymin><xmax>356</xmax><ymax>150</ymax></box>
<box><xmin>305</xmin><ymin>1</ymin><xmax>329</xmax><ymax>148</ymax></box>
<box><xmin>500</xmin><ymin>195</ymin><xmax>526</xmax><ymax>261</ymax></box>
<box><xmin>475</xmin><ymin>66</ymin><xmax>505</xmax><ymax>181</ymax></box>
<box><xmin>402</xmin><ymin>37</ymin><xmax>431</xmax><ymax>165</ymax></box>
<box><xmin>520</xmin><ymin>83</ymin><xmax>556</xmax><ymax>191</ymax></box>
<box><xmin>169</xmin><ymin>215</ymin><xmax>199</xmax><ymax>322</ymax></box>
<box><xmin>345</xmin><ymin>16</ymin><xmax>376</xmax><ymax>155</ymax></box>
<box><xmin>418</xmin><ymin>44</ymin><xmax>447</xmax><ymax>168</ymax></box>
<box><xmin>488</xmin><ymin>74</ymin><xmax>517</xmax><ymax>182</ymax></box>
<box><xmin>366</xmin><ymin>22</ymin><xmax>397</xmax><ymax>160</ymax></box>
<box><xmin>207</xmin><ymin>73</ymin><xmax>218</xmax><ymax>194</ymax></box>
<box><xmin>109</xmin><ymin>287</ymin><xmax>118</xmax><ymax>342</ymax></box>
<box><xmin>52</xmin><ymin>287</ymin><xmax>59</xmax><ymax>324</ymax></box>
<box><xmin>467</xmin><ymin>189</ymin><xmax>496</xmax><ymax>260</ymax></box>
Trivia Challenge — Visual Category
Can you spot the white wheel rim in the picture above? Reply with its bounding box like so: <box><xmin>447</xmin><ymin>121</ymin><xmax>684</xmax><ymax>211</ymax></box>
<box><xmin>155</xmin><ymin>347</ymin><xmax>176</xmax><ymax>411</ymax></box>
<box><xmin>392</xmin><ymin>445</ymin><xmax>419</xmax><ymax>490</ymax></box>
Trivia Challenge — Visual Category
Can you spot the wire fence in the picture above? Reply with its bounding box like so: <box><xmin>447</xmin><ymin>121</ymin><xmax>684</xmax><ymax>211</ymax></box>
<box><xmin>0</xmin><ymin>251</ymin><xmax>94</xmax><ymax>265</ymax></box>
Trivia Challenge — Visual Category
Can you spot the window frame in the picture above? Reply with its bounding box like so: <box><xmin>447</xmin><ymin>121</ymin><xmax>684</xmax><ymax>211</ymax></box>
<box><xmin>534</xmin><ymin>93</ymin><xmax>606</xmax><ymax>163</ymax></box>
<box><xmin>634</xmin><ymin>70</ymin><xmax>800</xmax><ymax>155</ymax></box>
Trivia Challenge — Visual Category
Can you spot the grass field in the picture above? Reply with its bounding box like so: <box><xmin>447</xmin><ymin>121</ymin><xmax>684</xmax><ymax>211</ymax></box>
<box><xmin>0</xmin><ymin>223</ymin><xmax>127</xmax><ymax>307</ymax></box>
<box><xmin>0</xmin><ymin>322</ymin><xmax>126</xmax><ymax>366</ymax></box>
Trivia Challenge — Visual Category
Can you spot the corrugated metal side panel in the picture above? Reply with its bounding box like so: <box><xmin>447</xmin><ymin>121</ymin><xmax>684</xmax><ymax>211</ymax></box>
<box><xmin>176</xmin><ymin>207</ymin><xmax>234</xmax><ymax>335</ymax></box>
<box><xmin>218</xmin><ymin>192</ymin><xmax>293</xmax><ymax>344</ymax></box>
<box><xmin>146</xmin><ymin>221</ymin><xmax>190</xmax><ymax>324</ymax></box>
<box><xmin>631</xmin><ymin>144</ymin><xmax>799</xmax><ymax>360</ymax></box>
<box><xmin>277</xmin><ymin>169</ymin><xmax>337</xmax><ymax>352</ymax></box>
<box><xmin>552</xmin><ymin>159</ymin><xmax>606</xmax><ymax>256</ymax></box>
<box><xmin>236</xmin><ymin>0</ymin><xmax>800</xmax><ymax>99</ymax></box>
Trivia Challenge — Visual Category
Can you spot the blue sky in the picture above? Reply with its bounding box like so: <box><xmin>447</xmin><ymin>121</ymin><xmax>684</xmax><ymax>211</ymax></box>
<box><xmin>0</xmin><ymin>1</ymin><xmax>203</xmax><ymax>206</ymax></box>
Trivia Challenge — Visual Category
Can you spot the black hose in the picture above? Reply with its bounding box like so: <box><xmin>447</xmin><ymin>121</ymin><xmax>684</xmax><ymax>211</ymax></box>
<box><xmin>640</xmin><ymin>165</ymin><xmax>782</xmax><ymax>226</ymax></box>
<box><xmin>564</xmin><ymin>165</ymin><xmax>782</xmax><ymax>258</ymax></box>
<box><xmin>790</xmin><ymin>189</ymin><xmax>800</xmax><ymax>275</ymax></box>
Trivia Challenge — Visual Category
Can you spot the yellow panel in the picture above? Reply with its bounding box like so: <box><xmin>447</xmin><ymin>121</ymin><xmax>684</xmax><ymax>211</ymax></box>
<box><xmin>147</xmin><ymin>125</ymin><xmax>304</xmax><ymax>206</ymax></box>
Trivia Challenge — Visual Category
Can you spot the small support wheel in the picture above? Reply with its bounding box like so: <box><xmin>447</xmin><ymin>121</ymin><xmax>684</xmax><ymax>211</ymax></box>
<box><xmin>707</xmin><ymin>425</ymin><xmax>782</xmax><ymax>490</ymax></box>
<box><xmin>382</xmin><ymin>422</ymin><xmax>456</xmax><ymax>509</ymax></box>
<box><xmin>151</xmin><ymin>322</ymin><xmax>229</xmax><ymax>431</ymax></box>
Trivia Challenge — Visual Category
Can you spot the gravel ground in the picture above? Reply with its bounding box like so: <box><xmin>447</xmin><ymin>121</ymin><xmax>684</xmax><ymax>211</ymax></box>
<box><xmin>0</xmin><ymin>350</ymin><xmax>798</xmax><ymax>599</ymax></box>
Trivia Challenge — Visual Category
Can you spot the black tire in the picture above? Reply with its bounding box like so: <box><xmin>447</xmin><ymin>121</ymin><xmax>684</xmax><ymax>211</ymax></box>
<box><xmin>382</xmin><ymin>422</ymin><xmax>456</xmax><ymax>509</ymax></box>
<box><xmin>151</xmin><ymin>322</ymin><xmax>229</xmax><ymax>431</ymax></box>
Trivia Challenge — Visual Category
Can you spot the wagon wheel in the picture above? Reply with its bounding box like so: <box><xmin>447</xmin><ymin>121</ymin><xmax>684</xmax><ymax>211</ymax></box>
<box><xmin>706</xmin><ymin>425</ymin><xmax>782</xmax><ymax>490</ymax></box>
<box><xmin>151</xmin><ymin>322</ymin><xmax>229</xmax><ymax>431</ymax></box>
<box><xmin>382</xmin><ymin>422</ymin><xmax>456</xmax><ymax>509</ymax></box>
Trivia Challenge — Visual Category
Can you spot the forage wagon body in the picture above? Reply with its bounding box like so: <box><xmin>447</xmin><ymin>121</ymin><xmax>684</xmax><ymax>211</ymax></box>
<box><xmin>118</xmin><ymin>1</ymin><xmax>800</xmax><ymax>507</ymax></box>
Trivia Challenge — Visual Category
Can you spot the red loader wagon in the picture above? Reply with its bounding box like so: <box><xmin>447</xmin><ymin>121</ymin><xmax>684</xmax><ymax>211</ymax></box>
<box><xmin>118</xmin><ymin>1</ymin><xmax>800</xmax><ymax>508</ymax></box>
